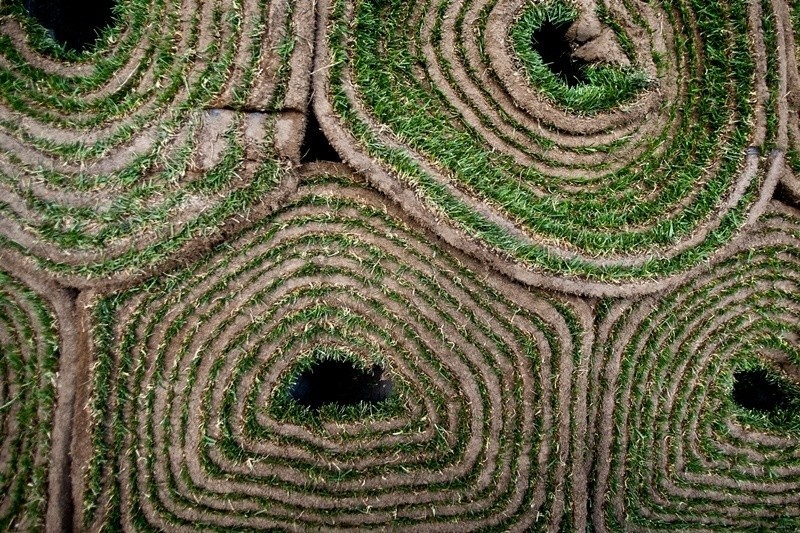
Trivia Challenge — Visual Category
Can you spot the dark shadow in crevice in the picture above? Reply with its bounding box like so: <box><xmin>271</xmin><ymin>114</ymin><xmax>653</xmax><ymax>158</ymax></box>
<box><xmin>733</xmin><ymin>369</ymin><xmax>792</xmax><ymax>413</ymax></box>
<box><xmin>62</xmin><ymin>286</ymin><xmax>80</xmax><ymax>301</ymax></box>
<box><xmin>290</xmin><ymin>360</ymin><xmax>393</xmax><ymax>410</ymax></box>
<box><xmin>300</xmin><ymin>111</ymin><xmax>341</xmax><ymax>163</ymax></box>
<box><xmin>531</xmin><ymin>20</ymin><xmax>587</xmax><ymax>86</ymax></box>
<box><xmin>24</xmin><ymin>0</ymin><xmax>115</xmax><ymax>53</ymax></box>
<box><xmin>773</xmin><ymin>181</ymin><xmax>799</xmax><ymax>209</ymax></box>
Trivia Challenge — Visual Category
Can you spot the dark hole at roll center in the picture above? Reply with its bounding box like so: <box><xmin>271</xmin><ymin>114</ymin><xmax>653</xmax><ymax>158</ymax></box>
<box><xmin>23</xmin><ymin>0</ymin><xmax>116</xmax><ymax>53</ymax></box>
<box><xmin>732</xmin><ymin>369</ymin><xmax>792</xmax><ymax>413</ymax></box>
<box><xmin>531</xmin><ymin>20</ymin><xmax>587</xmax><ymax>87</ymax></box>
<box><xmin>289</xmin><ymin>360</ymin><xmax>393</xmax><ymax>409</ymax></box>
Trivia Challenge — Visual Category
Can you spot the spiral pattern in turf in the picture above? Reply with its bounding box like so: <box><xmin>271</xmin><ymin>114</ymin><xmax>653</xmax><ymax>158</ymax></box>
<box><xmin>315</xmin><ymin>0</ymin><xmax>788</xmax><ymax>293</ymax></box>
<box><xmin>80</xmin><ymin>167</ymin><xmax>593</xmax><ymax>531</ymax></box>
<box><xmin>0</xmin><ymin>0</ymin><xmax>310</xmax><ymax>279</ymax></box>
<box><xmin>590</xmin><ymin>202</ymin><xmax>800</xmax><ymax>531</ymax></box>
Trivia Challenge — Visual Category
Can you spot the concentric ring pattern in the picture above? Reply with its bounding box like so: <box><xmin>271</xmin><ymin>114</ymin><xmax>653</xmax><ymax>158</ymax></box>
<box><xmin>0</xmin><ymin>269</ymin><xmax>59</xmax><ymax>530</ymax></box>
<box><xmin>78</xmin><ymin>167</ymin><xmax>593</xmax><ymax>531</ymax></box>
<box><xmin>314</xmin><ymin>0</ymin><xmax>789</xmax><ymax>292</ymax></box>
<box><xmin>0</xmin><ymin>0</ymin><xmax>311</xmax><ymax>279</ymax></box>
<box><xmin>590</xmin><ymin>202</ymin><xmax>800</xmax><ymax>531</ymax></box>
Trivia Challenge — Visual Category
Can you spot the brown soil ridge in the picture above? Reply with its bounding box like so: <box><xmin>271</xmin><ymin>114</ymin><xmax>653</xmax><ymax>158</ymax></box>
<box><xmin>782</xmin><ymin>0</ymin><xmax>800</xmax><ymax>202</ymax></box>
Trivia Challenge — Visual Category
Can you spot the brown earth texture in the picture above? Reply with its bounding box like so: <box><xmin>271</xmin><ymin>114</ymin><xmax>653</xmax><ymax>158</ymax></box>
<box><xmin>0</xmin><ymin>0</ymin><xmax>799</xmax><ymax>530</ymax></box>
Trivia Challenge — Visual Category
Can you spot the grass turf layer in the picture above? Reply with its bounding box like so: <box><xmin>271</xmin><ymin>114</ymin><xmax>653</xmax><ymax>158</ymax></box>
<box><xmin>509</xmin><ymin>1</ymin><xmax>650</xmax><ymax>114</ymax></box>
<box><xmin>0</xmin><ymin>0</ymin><xmax>796</xmax><ymax>528</ymax></box>
<box><xmin>0</xmin><ymin>0</ymin><xmax>306</xmax><ymax>280</ymax></box>
<box><xmin>590</xmin><ymin>203</ymin><xmax>800</xmax><ymax>531</ymax></box>
<box><xmin>0</xmin><ymin>268</ymin><xmax>59</xmax><ymax>531</ymax></box>
<box><xmin>79</xmin><ymin>168</ymin><xmax>592</xmax><ymax>531</ymax></box>
<box><xmin>318</xmin><ymin>0</ymin><xmax>780</xmax><ymax>285</ymax></box>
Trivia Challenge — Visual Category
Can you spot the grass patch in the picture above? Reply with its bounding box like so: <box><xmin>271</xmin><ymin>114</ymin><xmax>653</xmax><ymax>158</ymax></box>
<box><xmin>0</xmin><ymin>269</ymin><xmax>59</xmax><ymax>531</ymax></box>
<box><xmin>510</xmin><ymin>0</ymin><xmax>650</xmax><ymax>114</ymax></box>
<box><xmin>83</xmin><ymin>171</ymin><xmax>586</xmax><ymax>530</ymax></box>
<box><xmin>323</xmin><ymin>0</ymin><xmax>769</xmax><ymax>283</ymax></box>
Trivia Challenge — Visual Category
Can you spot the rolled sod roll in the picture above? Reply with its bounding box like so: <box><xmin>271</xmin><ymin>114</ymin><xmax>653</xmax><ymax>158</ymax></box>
<box><xmin>74</xmin><ymin>165</ymin><xmax>596</xmax><ymax>531</ymax></box>
<box><xmin>0</xmin><ymin>0</ymin><xmax>312</xmax><ymax>283</ymax></box>
<box><xmin>313</xmin><ymin>0</ymin><xmax>792</xmax><ymax>295</ymax></box>
<box><xmin>590</xmin><ymin>201</ymin><xmax>800</xmax><ymax>531</ymax></box>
